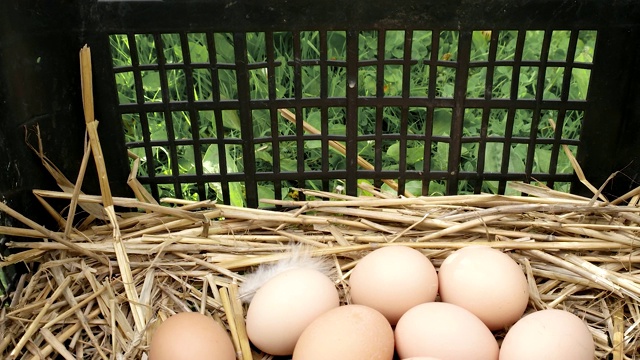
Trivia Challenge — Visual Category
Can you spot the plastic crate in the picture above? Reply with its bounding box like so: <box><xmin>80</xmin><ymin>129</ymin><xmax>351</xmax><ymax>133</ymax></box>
<box><xmin>1</xmin><ymin>0</ymin><xmax>640</xmax><ymax>302</ymax></box>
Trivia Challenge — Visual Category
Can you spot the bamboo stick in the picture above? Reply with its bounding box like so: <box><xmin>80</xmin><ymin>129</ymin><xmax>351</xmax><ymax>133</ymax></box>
<box><xmin>278</xmin><ymin>108</ymin><xmax>414</xmax><ymax>198</ymax></box>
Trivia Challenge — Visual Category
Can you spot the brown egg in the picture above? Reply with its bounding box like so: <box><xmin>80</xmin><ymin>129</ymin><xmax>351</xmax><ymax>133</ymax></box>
<box><xmin>245</xmin><ymin>268</ymin><xmax>340</xmax><ymax>355</ymax></box>
<box><xmin>149</xmin><ymin>312</ymin><xmax>235</xmax><ymax>360</ymax></box>
<box><xmin>395</xmin><ymin>302</ymin><xmax>499</xmax><ymax>360</ymax></box>
<box><xmin>438</xmin><ymin>245</ymin><xmax>529</xmax><ymax>330</ymax></box>
<box><xmin>349</xmin><ymin>246</ymin><xmax>438</xmax><ymax>325</ymax></box>
<box><xmin>292</xmin><ymin>304</ymin><xmax>395</xmax><ymax>360</ymax></box>
<box><xmin>500</xmin><ymin>309</ymin><xmax>595</xmax><ymax>359</ymax></box>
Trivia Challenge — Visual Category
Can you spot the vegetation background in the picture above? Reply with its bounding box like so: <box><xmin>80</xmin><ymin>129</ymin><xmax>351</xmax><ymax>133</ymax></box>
<box><xmin>109</xmin><ymin>29</ymin><xmax>596</xmax><ymax>206</ymax></box>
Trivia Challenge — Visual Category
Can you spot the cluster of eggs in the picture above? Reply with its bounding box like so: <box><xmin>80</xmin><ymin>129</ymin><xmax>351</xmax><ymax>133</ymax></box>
<box><xmin>148</xmin><ymin>245</ymin><xmax>595</xmax><ymax>359</ymax></box>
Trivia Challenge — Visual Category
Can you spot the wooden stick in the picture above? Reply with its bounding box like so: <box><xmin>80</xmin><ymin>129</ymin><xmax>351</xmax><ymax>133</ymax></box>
<box><xmin>278</xmin><ymin>108</ymin><xmax>414</xmax><ymax>198</ymax></box>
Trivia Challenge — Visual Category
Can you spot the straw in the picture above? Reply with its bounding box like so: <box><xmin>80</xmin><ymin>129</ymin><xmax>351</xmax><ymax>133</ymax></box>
<box><xmin>0</xmin><ymin>201</ymin><xmax>107</xmax><ymax>265</ymax></box>
<box><xmin>3</xmin><ymin>182</ymin><xmax>640</xmax><ymax>358</ymax></box>
<box><xmin>2</xmin><ymin>108</ymin><xmax>640</xmax><ymax>358</ymax></box>
<box><xmin>8</xmin><ymin>276</ymin><xmax>71</xmax><ymax>358</ymax></box>
<box><xmin>64</xmin><ymin>131</ymin><xmax>94</xmax><ymax>239</ymax></box>
<box><xmin>80</xmin><ymin>45</ymin><xmax>145</xmax><ymax>334</ymax></box>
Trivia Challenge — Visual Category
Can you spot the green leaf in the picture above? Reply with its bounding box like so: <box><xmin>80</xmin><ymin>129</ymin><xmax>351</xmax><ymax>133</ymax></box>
<box><xmin>228</xmin><ymin>181</ymin><xmax>245</xmax><ymax>207</ymax></box>
<box><xmin>329</xmin><ymin>123</ymin><xmax>346</xmax><ymax>136</ymax></box>
<box><xmin>202</xmin><ymin>145</ymin><xmax>219</xmax><ymax>174</ymax></box>
<box><xmin>431</xmin><ymin>142</ymin><xmax>449</xmax><ymax>171</ymax></box>
<box><xmin>258</xmin><ymin>185</ymin><xmax>275</xmax><ymax>207</ymax></box>
<box><xmin>189</xmin><ymin>43</ymin><xmax>209</xmax><ymax>63</ymax></box>
<box><xmin>222</xmin><ymin>110</ymin><xmax>241</xmax><ymax>131</ymax></box>
<box><xmin>280</xmin><ymin>158</ymin><xmax>297</xmax><ymax>172</ymax></box>
<box><xmin>306</xmin><ymin>111</ymin><xmax>322</xmax><ymax>130</ymax></box>
<box><xmin>177</xmin><ymin>147</ymin><xmax>196</xmax><ymax>175</ymax></box>
<box><xmin>405</xmin><ymin>180</ymin><xmax>423</xmax><ymax>196</ymax></box>
<box><xmin>429</xmin><ymin>181</ymin><xmax>446</xmax><ymax>196</ymax></box>
<box><xmin>305</xmin><ymin>140</ymin><xmax>322</xmax><ymax>149</ymax></box>
<box><xmin>407</xmin><ymin>146</ymin><xmax>424</xmax><ymax>165</ymax></box>
<box><xmin>433</xmin><ymin>109</ymin><xmax>452</xmax><ymax>136</ymax></box>
<box><xmin>255</xmin><ymin>148</ymin><xmax>273</xmax><ymax>164</ymax></box>
<box><xmin>386</xmin><ymin>142</ymin><xmax>400</xmax><ymax>161</ymax></box>
<box><xmin>142</xmin><ymin>72</ymin><xmax>161</xmax><ymax>91</ymax></box>
<box><xmin>225</xmin><ymin>148</ymin><xmax>239</xmax><ymax>173</ymax></box>
<box><xmin>357</xmin><ymin>179</ymin><xmax>373</xmax><ymax>197</ymax></box>
<box><xmin>150</xmin><ymin>128</ymin><xmax>167</xmax><ymax>141</ymax></box>
<box><xmin>572</xmin><ymin>68</ymin><xmax>590</xmax><ymax>100</ymax></box>
<box><xmin>472</xmin><ymin>31</ymin><xmax>488</xmax><ymax>55</ymax></box>
<box><xmin>215</xmin><ymin>33</ymin><xmax>235</xmax><ymax>63</ymax></box>
<box><xmin>508</xmin><ymin>145</ymin><xmax>527</xmax><ymax>173</ymax></box>
<box><xmin>534</xmin><ymin>147</ymin><xmax>551</xmax><ymax>173</ymax></box>
<box><xmin>380</xmin><ymin>183</ymin><xmax>397</xmax><ymax>196</ymax></box>
<box><xmin>485</xmin><ymin>143</ymin><xmax>503</xmax><ymax>173</ymax></box>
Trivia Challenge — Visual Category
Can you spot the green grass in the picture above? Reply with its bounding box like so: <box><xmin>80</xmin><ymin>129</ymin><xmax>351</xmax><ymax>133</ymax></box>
<box><xmin>110</xmin><ymin>29</ymin><xmax>597</xmax><ymax>203</ymax></box>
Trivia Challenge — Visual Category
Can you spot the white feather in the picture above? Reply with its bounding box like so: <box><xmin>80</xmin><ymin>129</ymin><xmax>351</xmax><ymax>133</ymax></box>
<box><xmin>238</xmin><ymin>244</ymin><xmax>334</xmax><ymax>303</ymax></box>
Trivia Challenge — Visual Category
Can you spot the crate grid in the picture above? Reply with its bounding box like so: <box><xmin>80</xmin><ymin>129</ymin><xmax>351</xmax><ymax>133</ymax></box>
<box><xmin>109</xmin><ymin>28</ymin><xmax>593</xmax><ymax>207</ymax></box>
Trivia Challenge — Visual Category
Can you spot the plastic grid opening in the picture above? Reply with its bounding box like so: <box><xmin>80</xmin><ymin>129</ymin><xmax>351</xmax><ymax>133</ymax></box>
<box><xmin>109</xmin><ymin>29</ymin><xmax>596</xmax><ymax>207</ymax></box>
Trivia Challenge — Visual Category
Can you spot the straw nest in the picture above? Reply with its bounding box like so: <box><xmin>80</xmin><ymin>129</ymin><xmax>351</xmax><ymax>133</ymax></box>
<box><xmin>2</xmin><ymin>46</ymin><xmax>640</xmax><ymax>359</ymax></box>
<box><xmin>3</xmin><ymin>175</ymin><xmax>640</xmax><ymax>360</ymax></box>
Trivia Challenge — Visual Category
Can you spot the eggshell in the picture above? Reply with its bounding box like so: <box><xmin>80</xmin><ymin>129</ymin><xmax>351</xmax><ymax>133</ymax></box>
<box><xmin>395</xmin><ymin>302</ymin><xmax>499</xmax><ymax>360</ymax></box>
<box><xmin>499</xmin><ymin>309</ymin><xmax>595</xmax><ymax>360</ymax></box>
<box><xmin>292</xmin><ymin>304</ymin><xmax>395</xmax><ymax>360</ymax></box>
<box><xmin>438</xmin><ymin>245</ymin><xmax>529</xmax><ymax>330</ymax></box>
<box><xmin>149</xmin><ymin>312</ymin><xmax>235</xmax><ymax>360</ymax></box>
<box><xmin>349</xmin><ymin>246</ymin><xmax>438</xmax><ymax>324</ymax></box>
<box><xmin>245</xmin><ymin>267</ymin><xmax>339</xmax><ymax>355</ymax></box>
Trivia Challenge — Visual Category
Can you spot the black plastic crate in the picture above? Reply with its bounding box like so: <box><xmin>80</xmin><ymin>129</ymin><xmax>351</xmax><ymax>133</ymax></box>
<box><xmin>1</xmin><ymin>0</ymin><xmax>640</xmax><ymax>302</ymax></box>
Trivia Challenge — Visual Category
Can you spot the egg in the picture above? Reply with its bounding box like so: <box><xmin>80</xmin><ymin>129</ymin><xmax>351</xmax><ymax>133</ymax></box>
<box><xmin>148</xmin><ymin>312</ymin><xmax>235</xmax><ymax>360</ymax></box>
<box><xmin>499</xmin><ymin>309</ymin><xmax>595</xmax><ymax>359</ymax></box>
<box><xmin>245</xmin><ymin>267</ymin><xmax>339</xmax><ymax>355</ymax></box>
<box><xmin>349</xmin><ymin>245</ymin><xmax>438</xmax><ymax>325</ymax></box>
<box><xmin>437</xmin><ymin>245</ymin><xmax>529</xmax><ymax>330</ymax></box>
<box><xmin>292</xmin><ymin>304</ymin><xmax>395</xmax><ymax>360</ymax></box>
<box><xmin>394</xmin><ymin>302</ymin><xmax>499</xmax><ymax>360</ymax></box>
